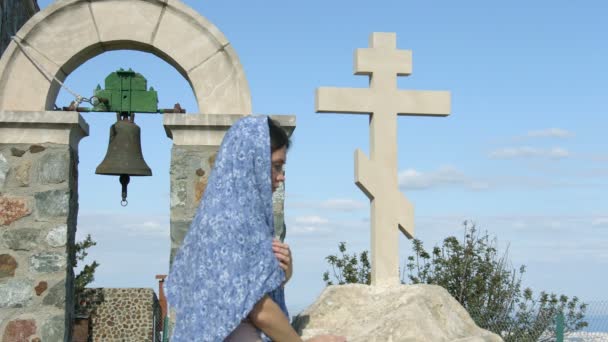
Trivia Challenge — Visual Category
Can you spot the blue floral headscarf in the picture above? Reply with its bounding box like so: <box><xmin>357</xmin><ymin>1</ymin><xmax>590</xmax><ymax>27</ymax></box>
<box><xmin>165</xmin><ymin>115</ymin><xmax>288</xmax><ymax>341</ymax></box>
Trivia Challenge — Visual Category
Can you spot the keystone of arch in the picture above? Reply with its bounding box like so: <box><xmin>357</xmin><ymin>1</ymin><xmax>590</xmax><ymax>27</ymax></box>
<box><xmin>0</xmin><ymin>0</ymin><xmax>252</xmax><ymax>114</ymax></box>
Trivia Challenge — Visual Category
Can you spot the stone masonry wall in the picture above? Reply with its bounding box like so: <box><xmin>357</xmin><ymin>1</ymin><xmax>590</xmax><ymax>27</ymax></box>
<box><xmin>89</xmin><ymin>288</ymin><xmax>160</xmax><ymax>342</ymax></box>
<box><xmin>169</xmin><ymin>145</ymin><xmax>218</xmax><ymax>264</ymax></box>
<box><xmin>0</xmin><ymin>143</ymin><xmax>77</xmax><ymax>342</ymax></box>
<box><xmin>169</xmin><ymin>145</ymin><xmax>288</xmax><ymax>263</ymax></box>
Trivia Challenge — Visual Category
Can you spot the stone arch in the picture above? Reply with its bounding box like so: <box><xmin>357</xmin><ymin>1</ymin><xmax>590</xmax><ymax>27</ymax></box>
<box><xmin>0</xmin><ymin>0</ymin><xmax>252</xmax><ymax>114</ymax></box>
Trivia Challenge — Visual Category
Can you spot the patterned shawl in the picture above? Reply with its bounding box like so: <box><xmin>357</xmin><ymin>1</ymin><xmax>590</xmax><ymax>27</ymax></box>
<box><xmin>165</xmin><ymin>115</ymin><xmax>288</xmax><ymax>341</ymax></box>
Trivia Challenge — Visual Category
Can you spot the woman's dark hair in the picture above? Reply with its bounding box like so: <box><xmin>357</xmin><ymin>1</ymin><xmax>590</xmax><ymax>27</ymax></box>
<box><xmin>268</xmin><ymin>117</ymin><xmax>291</xmax><ymax>152</ymax></box>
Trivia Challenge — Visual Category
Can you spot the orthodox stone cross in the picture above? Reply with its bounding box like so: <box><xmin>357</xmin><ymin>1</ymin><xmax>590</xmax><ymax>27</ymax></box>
<box><xmin>316</xmin><ymin>32</ymin><xmax>451</xmax><ymax>286</ymax></box>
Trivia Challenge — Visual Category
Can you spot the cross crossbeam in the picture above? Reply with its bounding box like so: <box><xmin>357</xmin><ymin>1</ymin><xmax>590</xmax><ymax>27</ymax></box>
<box><xmin>316</xmin><ymin>32</ymin><xmax>451</xmax><ymax>286</ymax></box>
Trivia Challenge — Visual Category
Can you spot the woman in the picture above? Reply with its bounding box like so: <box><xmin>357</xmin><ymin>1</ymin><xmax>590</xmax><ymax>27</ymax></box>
<box><xmin>165</xmin><ymin>116</ymin><xmax>345</xmax><ymax>342</ymax></box>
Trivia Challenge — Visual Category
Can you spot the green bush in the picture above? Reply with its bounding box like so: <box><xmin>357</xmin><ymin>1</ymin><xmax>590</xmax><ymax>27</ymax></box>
<box><xmin>72</xmin><ymin>234</ymin><xmax>100</xmax><ymax>314</ymax></box>
<box><xmin>323</xmin><ymin>221</ymin><xmax>588</xmax><ymax>341</ymax></box>
<box><xmin>323</xmin><ymin>241</ymin><xmax>370</xmax><ymax>285</ymax></box>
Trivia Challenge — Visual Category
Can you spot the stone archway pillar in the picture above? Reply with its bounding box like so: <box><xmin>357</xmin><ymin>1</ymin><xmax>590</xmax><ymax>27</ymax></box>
<box><xmin>0</xmin><ymin>111</ymin><xmax>88</xmax><ymax>341</ymax></box>
<box><xmin>0</xmin><ymin>0</ymin><xmax>295</xmax><ymax>340</ymax></box>
<box><xmin>163</xmin><ymin>113</ymin><xmax>296</xmax><ymax>336</ymax></box>
<box><xmin>163</xmin><ymin>113</ymin><xmax>296</xmax><ymax>263</ymax></box>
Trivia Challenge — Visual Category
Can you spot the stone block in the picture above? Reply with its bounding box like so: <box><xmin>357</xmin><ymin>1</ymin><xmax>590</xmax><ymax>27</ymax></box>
<box><xmin>29</xmin><ymin>252</ymin><xmax>66</xmax><ymax>273</ymax></box>
<box><xmin>170</xmin><ymin>220</ymin><xmax>190</xmax><ymax>246</ymax></box>
<box><xmin>3</xmin><ymin>228</ymin><xmax>41</xmax><ymax>251</ymax></box>
<box><xmin>34</xmin><ymin>151</ymin><xmax>69</xmax><ymax>184</ymax></box>
<box><xmin>194</xmin><ymin>174</ymin><xmax>208</xmax><ymax>204</ymax></box>
<box><xmin>42</xmin><ymin>280</ymin><xmax>65</xmax><ymax>309</ymax></box>
<box><xmin>0</xmin><ymin>254</ymin><xmax>18</xmax><ymax>278</ymax></box>
<box><xmin>170</xmin><ymin>180</ymin><xmax>187</xmax><ymax>209</ymax></box>
<box><xmin>45</xmin><ymin>225</ymin><xmax>67</xmax><ymax>247</ymax></box>
<box><xmin>90</xmin><ymin>0</ymin><xmax>164</xmax><ymax>44</ymax></box>
<box><xmin>169</xmin><ymin>160</ymin><xmax>188</xmax><ymax>180</ymax></box>
<box><xmin>34</xmin><ymin>190</ymin><xmax>69</xmax><ymax>219</ymax></box>
<box><xmin>0</xmin><ymin>112</ymin><xmax>89</xmax><ymax>149</ymax></box>
<box><xmin>10</xmin><ymin>148</ymin><xmax>26</xmax><ymax>157</ymax></box>
<box><xmin>0</xmin><ymin>279</ymin><xmax>33</xmax><ymax>308</ymax></box>
<box><xmin>187</xmin><ymin>47</ymin><xmax>249</xmax><ymax>114</ymax></box>
<box><xmin>1</xmin><ymin>319</ymin><xmax>36</xmax><ymax>342</ymax></box>
<box><xmin>0</xmin><ymin>197</ymin><xmax>31</xmax><ymax>226</ymax></box>
<box><xmin>0</xmin><ymin>42</ymin><xmax>64</xmax><ymax>111</ymax></box>
<box><xmin>0</xmin><ymin>310</ymin><xmax>16</xmax><ymax>332</ymax></box>
<box><xmin>28</xmin><ymin>145</ymin><xmax>45</xmax><ymax>154</ymax></box>
<box><xmin>15</xmin><ymin>160</ymin><xmax>32</xmax><ymax>187</ymax></box>
<box><xmin>35</xmin><ymin>281</ymin><xmax>48</xmax><ymax>296</ymax></box>
<box><xmin>41</xmin><ymin>315</ymin><xmax>64</xmax><ymax>342</ymax></box>
<box><xmin>0</xmin><ymin>153</ymin><xmax>8</xmax><ymax>189</ymax></box>
<box><xmin>164</xmin><ymin>115</ymin><xmax>242</xmax><ymax>145</ymax></box>
<box><xmin>170</xmin><ymin>147</ymin><xmax>219</xmax><ymax>211</ymax></box>
<box><xmin>169</xmin><ymin>246</ymin><xmax>178</xmax><ymax>266</ymax></box>
<box><xmin>153</xmin><ymin>1</ymin><xmax>224</xmax><ymax>73</ymax></box>
<box><xmin>23</xmin><ymin>2</ymin><xmax>100</xmax><ymax>72</ymax></box>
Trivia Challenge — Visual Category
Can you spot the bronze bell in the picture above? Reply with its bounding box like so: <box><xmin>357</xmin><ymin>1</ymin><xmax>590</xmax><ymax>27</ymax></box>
<box><xmin>96</xmin><ymin>117</ymin><xmax>152</xmax><ymax>206</ymax></box>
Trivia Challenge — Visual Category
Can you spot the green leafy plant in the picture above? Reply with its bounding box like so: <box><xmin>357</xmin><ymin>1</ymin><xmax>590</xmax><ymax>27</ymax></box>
<box><xmin>406</xmin><ymin>221</ymin><xmax>587</xmax><ymax>341</ymax></box>
<box><xmin>72</xmin><ymin>234</ymin><xmax>100</xmax><ymax>314</ymax></box>
<box><xmin>323</xmin><ymin>221</ymin><xmax>588</xmax><ymax>341</ymax></box>
<box><xmin>322</xmin><ymin>242</ymin><xmax>370</xmax><ymax>285</ymax></box>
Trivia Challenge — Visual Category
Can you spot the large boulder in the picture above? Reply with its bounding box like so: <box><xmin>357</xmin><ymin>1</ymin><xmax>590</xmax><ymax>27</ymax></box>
<box><xmin>293</xmin><ymin>284</ymin><xmax>503</xmax><ymax>342</ymax></box>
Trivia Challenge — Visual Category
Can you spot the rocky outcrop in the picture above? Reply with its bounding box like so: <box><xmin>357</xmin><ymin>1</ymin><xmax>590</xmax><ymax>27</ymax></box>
<box><xmin>293</xmin><ymin>284</ymin><xmax>503</xmax><ymax>342</ymax></box>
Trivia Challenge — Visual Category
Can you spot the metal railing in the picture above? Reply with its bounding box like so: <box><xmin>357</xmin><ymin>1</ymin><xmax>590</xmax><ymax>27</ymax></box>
<box><xmin>464</xmin><ymin>301</ymin><xmax>608</xmax><ymax>342</ymax></box>
<box><xmin>561</xmin><ymin>301</ymin><xmax>608</xmax><ymax>342</ymax></box>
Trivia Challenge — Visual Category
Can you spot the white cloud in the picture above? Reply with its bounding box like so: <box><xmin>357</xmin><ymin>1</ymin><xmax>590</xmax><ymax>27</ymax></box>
<box><xmin>142</xmin><ymin>221</ymin><xmax>161</xmax><ymax>228</ymax></box>
<box><xmin>319</xmin><ymin>199</ymin><xmax>366</xmax><ymax>211</ymax></box>
<box><xmin>397</xmin><ymin>165</ymin><xmax>600</xmax><ymax>191</ymax></box>
<box><xmin>289</xmin><ymin>215</ymin><xmax>332</xmax><ymax>236</ymax></box>
<box><xmin>592</xmin><ymin>218</ymin><xmax>608</xmax><ymax>227</ymax></box>
<box><xmin>123</xmin><ymin>220</ymin><xmax>167</xmax><ymax>237</ymax></box>
<box><xmin>549</xmin><ymin>147</ymin><xmax>570</xmax><ymax>158</ymax></box>
<box><xmin>398</xmin><ymin>169</ymin><xmax>426</xmax><ymax>188</ymax></box>
<box><xmin>78</xmin><ymin>211</ymin><xmax>169</xmax><ymax>239</ymax></box>
<box><xmin>289</xmin><ymin>198</ymin><xmax>367</xmax><ymax>212</ymax></box>
<box><xmin>294</xmin><ymin>215</ymin><xmax>329</xmax><ymax>225</ymax></box>
<box><xmin>489</xmin><ymin>146</ymin><xmax>571</xmax><ymax>159</ymax></box>
<box><xmin>398</xmin><ymin>165</ymin><xmax>488</xmax><ymax>190</ymax></box>
<box><xmin>286</xmin><ymin>214</ymin><xmax>371</xmax><ymax>237</ymax></box>
<box><xmin>296</xmin><ymin>198</ymin><xmax>367</xmax><ymax>211</ymax></box>
<box><xmin>289</xmin><ymin>225</ymin><xmax>329</xmax><ymax>235</ymax></box>
<box><xmin>526</xmin><ymin>128</ymin><xmax>574</xmax><ymax>139</ymax></box>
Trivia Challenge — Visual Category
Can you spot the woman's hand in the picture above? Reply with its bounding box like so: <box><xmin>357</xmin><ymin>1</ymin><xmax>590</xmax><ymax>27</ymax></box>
<box><xmin>305</xmin><ymin>335</ymin><xmax>347</xmax><ymax>342</ymax></box>
<box><xmin>272</xmin><ymin>239</ymin><xmax>293</xmax><ymax>284</ymax></box>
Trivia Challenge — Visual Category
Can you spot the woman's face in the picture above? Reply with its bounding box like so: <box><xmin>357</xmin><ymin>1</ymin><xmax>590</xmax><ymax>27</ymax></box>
<box><xmin>271</xmin><ymin>146</ymin><xmax>287</xmax><ymax>193</ymax></box>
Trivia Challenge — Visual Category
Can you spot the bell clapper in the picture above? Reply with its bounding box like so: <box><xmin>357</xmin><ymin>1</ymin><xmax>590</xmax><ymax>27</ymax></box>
<box><xmin>120</xmin><ymin>174</ymin><xmax>130</xmax><ymax>207</ymax></box>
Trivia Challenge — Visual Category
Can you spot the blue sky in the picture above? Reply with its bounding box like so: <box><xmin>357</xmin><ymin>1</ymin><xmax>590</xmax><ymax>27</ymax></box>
<box><xmin>36</xmin><ymin>0</ymin><xmax>608</xmax><ymax>315</ymax></box>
